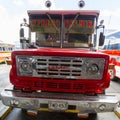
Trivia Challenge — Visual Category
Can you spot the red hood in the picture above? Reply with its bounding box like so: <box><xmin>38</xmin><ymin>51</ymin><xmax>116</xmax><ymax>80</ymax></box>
<box><xmin>12</xmin><ymin>48</ymin><xmax>107</xmax><ymax>58</ymax></box>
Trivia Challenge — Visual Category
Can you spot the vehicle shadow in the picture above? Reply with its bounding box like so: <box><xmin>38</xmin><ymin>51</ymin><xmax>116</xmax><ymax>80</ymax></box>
<box><xmin>5</xmin><ymin>108</ymin><xmax>97</xmax><ymax>120</ymax></box>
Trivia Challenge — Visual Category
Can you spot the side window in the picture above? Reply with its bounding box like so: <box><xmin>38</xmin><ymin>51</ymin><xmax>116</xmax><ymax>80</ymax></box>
<box><xmin>117</xmin><ymin>57</ymin><xmax>120</xmax><ymax>63</ymax></box>
<box><xmin>112</xmin><ymin>44</ymin><xmax>118</xmax><ymax>49</ymax></box>
<box><xmin>108</xmin><ymin>44</ymin><xmax>112</xmax><ymax>50</ymax></box>
<box><xmin>3</xmin><ymin>47</ymin><xmax>5</xmax><ymax>51</ymax></box>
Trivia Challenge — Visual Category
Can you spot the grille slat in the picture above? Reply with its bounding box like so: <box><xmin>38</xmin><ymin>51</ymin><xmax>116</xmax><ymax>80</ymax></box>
<box><xmin>34</xmin><ymin>81</ymin><xmax>83</xmax><ymax>90</ymax></box>
<box><xmin>35</xmin><ymin>56</ymin><xmax>83</xmax><ymax>79</ymax></box>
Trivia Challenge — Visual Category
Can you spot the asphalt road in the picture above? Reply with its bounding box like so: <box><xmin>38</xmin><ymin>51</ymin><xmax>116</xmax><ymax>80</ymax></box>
<box><xmin>0</xmin><ymin>63</ymin><xmax>120</xmax><ymax>120</ymax></box>
<box><xmin>106</xmin><ymin>78</ymin><xmax>120</xmax><ymax>100</ymax></box>
<box><xmin>0</xmin><ymin>63</ymin><xmax>11</xmax><ymax>92</ymax></box>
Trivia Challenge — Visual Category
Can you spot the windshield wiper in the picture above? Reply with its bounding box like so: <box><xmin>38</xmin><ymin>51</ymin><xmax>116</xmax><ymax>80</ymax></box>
<box><xmin>46</xmin><ymin>13</ymin><xmax>60</xmax><ymax>33</ymax></box>
<box><xmin>67</xmin><ymin>13</ymin><xmax>80</xmax><ymax>33</ymax></box>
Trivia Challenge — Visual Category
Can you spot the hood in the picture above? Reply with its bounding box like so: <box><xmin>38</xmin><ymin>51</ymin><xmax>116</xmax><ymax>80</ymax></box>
<box><xmin>12</xmin><ymin>48</ymin><xmax>108</xmax><ymax>58</ymax></box>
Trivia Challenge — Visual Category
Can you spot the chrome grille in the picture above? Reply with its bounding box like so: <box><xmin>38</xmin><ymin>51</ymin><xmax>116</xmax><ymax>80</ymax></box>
<box><xmin>35</xmin><ymin>56</ymin><xmax>83</xmax><ymax>79</ymax></box>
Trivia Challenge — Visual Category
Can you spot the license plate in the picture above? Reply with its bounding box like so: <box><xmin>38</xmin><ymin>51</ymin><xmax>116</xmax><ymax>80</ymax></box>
<box><xmin>48</xmin><ymin>101</ymin><xmax>68</xmax><ymax>111</ymax></box>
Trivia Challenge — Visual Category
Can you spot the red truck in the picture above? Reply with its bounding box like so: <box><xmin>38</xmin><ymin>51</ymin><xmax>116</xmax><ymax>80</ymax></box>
<box><xmin>0</xmin><ymin>4</ymin><xmax>119</xmax><ymax>118</ymax></box>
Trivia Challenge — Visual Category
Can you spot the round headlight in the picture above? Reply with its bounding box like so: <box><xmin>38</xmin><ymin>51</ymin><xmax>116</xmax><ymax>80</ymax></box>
<box><xmin>17</xmin><ymin>56</ymin><xmax>34</xmax><ymax>76</ymax></box>
<box><xmin>21</xmin><ymin>61</ymin><xmax>31</xmax><ymax>71</ymax></box>
<box><xmin>87</xmin><ymin>63</ymin><xmax>99</xmax><ymax>74</ymax></box>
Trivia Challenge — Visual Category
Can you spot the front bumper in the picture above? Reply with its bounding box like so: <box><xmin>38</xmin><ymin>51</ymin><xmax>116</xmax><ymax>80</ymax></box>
<box><xmin>0</xmin><ymin>88</ymin><xmax>119</xmax><ymax>113</ymax></box>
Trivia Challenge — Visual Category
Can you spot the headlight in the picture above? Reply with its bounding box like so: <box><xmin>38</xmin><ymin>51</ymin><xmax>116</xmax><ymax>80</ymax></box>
<box><xmin>16</xmin><ymin>56</ymin><xmax>34</xmax><ymax>76</ymax></box>
<box><xmin>21</xmin><ymin>61</ymin><xmax>31</xmax><ymax>71</ymax></box>
<box><xmin>87</xmin><ymin>63</ymin><xmax>99</xmax><ymax>74</ymax></box>
<box><xmin>82</xmin><ymin>58</ymin><xmax>105</xmax><ymax>80</ymax></box>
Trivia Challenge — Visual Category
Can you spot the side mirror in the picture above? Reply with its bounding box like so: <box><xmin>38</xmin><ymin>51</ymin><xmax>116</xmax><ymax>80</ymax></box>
<box><xmin>20</xmin><ymin>28</ymin><xmax>25</xmax><ymax>43</ymax></box>
<box><xmin>99</xmin><ymin>32</ymin><xmax>105</xmax><ymax>46</ymax></box>
<box><xmin>20</xmin><ymin>28</ymin><xmax>24</xmax><ymax>38</ymax></box>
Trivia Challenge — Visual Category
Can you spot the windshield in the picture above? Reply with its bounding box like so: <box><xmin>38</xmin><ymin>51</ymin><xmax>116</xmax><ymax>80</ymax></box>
<box><xmin>29</xmin><ymin>12</ymin><xmax>96</xmax><ymax>48</ymax></box>
<box><xmin>36</xmin><ymin>32</ymin><xmax>90</xmax><ymax>48</ymax></box>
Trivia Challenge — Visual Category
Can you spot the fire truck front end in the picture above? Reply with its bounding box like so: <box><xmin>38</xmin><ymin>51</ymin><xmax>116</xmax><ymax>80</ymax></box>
<box><xmin>1</xmin><ymin>48</ymin><xmax>118</xmax><ymax>113</ymax></box>
<box><xmin>1</xmin><ymin>10</ymin><xmax>119</xmax><ymax>115</ymax></box>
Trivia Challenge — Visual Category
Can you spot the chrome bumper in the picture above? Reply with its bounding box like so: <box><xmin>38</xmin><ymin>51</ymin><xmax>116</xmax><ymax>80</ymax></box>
<box><xmin>0</xmin><ymin>88</ymin><xmax>119</xmax><ymax>113</ymax></box>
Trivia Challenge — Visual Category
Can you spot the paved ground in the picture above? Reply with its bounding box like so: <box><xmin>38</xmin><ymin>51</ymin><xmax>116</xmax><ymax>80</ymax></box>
<box><xmin>0</xmin><ymin>64</ymin><xmax>11</xmax><ymax>92</ymax></box>
<box><xmin>106</xmin><ymin>79</ymin><xmax>120</xmax><ymax>100</ymax></box>
<box><xmin>0</xmin><ymin>63</ymin><xmax>11</xmax><ymax>75</ymax></box>
<box><xmin>4</xmin><ymin>109</ymin><xmax>120</xmax><ymax>120</ymax></box>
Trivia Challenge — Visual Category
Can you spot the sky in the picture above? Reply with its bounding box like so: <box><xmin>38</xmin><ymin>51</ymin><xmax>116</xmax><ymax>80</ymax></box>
<box><xmin>0</xmin><ymin>0</ymin><xmax>120</xmax><ymax>44</ymax></box>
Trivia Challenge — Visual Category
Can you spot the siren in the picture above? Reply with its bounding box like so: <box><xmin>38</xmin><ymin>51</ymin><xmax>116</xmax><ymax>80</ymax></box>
<box><xmin>78</xmin><ymin>0</ymin><xmax>85</xmax><ymax>8</ymax></box>
<box><xmin>45</xmin><ymin>0</ymin><xmax>52</xmax><ymax>8</ymax></box>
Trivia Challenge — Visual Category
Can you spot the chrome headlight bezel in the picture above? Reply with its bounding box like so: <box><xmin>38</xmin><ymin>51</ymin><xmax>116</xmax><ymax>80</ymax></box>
<box><xmin>87</xmin><ymin>63</ymin><xmax>99</xmax><ymax>74</ymax></box>
<box><xmin>16</xmin><ymin>56</ymin><xmax>34</xmax><ymax>76</ymax></box>
<box><xmin>82</xmin><ymin>58</ymin><xmax>105</xmax><ymax>80</ymax></box>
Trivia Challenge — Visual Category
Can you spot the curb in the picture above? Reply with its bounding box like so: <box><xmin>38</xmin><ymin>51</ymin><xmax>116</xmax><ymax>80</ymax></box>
<box><xmin>0</xmin><ymin>103</ymin><xmax>12</xmax><ymax>120</ymax></box>
<box><xmin>115</xmin><ymin>107</ymin><xmax>120</xmax><ymax>119</ymax></box>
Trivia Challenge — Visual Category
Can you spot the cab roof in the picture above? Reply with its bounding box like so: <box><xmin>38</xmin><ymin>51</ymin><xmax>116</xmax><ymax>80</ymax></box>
<box><xmin>28</xmin><ymin>10</ymin><xmax>100</xmax><ymax>17</ymax></box>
